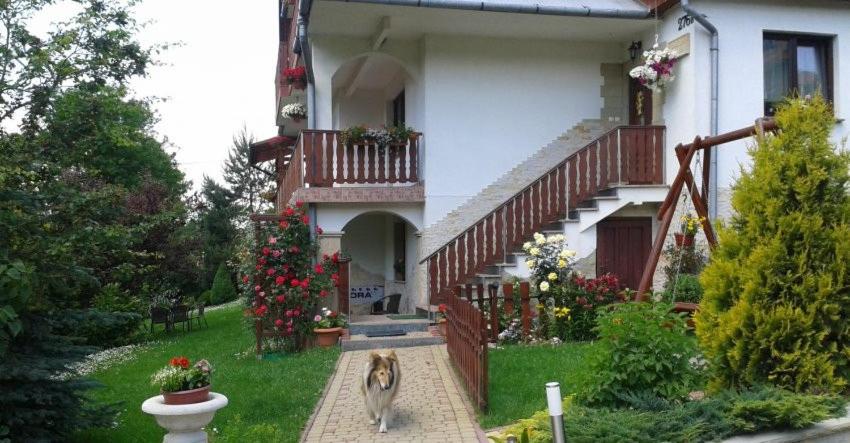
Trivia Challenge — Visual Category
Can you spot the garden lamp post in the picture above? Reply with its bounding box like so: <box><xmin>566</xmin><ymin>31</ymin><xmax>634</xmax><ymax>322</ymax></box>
<box><xmin>546</xmin><ymin>382</ymin><xmax>566</xmax><ymax>443</ymax></box>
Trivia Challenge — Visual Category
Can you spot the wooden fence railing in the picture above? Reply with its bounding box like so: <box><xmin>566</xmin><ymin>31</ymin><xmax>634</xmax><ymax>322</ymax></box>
<box><xmin>425</xmin><ymin>126</ymin><xmax>664</xmax><ymax>304</ymax></box>
<box><xmin>278</xmin><ymin>141</ymin><xmax>304</xmax><ymax>207</ymax></box>
<box><xmin>301</xmin><ymin>130</ymin><xmax>420</xmax><ymax>184</ymax></box>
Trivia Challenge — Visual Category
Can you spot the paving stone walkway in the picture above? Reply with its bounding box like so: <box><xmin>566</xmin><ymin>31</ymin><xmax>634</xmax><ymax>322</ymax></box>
<box><xmin>301</xmin><ymin>345</ymin><xmax>485</xmax><ymax>443</ymax></box>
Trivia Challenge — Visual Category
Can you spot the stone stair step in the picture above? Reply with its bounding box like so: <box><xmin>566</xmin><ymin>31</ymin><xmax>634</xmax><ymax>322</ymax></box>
<box><xmin>349</xmin><ymin>319</ymin><xmax>431</xmax><ymax>336</ymax></box>
<box><xmin>341</xmin><ymin>330</ymin><xmax>444</xmax><ymax>351</ymax></box>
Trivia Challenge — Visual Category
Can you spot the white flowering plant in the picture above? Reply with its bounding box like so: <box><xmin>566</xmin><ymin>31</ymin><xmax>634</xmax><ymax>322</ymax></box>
<box><xmin>281</xmin><ymin>102</ymin><xmax>307</xmax><ymax>120</ymax></box>
<box><xmin>150</xmin><ymin>357</ymin><xmax>212</xmax><ymax>393</ymax></box>
<box><xmin>629</xmin><ymin>43</ymin><xmax>678</xmax><ymax>92</ymax></box>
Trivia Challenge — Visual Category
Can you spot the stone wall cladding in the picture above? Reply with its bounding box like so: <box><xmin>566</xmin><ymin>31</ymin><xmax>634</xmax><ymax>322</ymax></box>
<box><xmin>420</xmin><ymin>119</ymin><xmax>613</xmax><ymax>259</ymax></box>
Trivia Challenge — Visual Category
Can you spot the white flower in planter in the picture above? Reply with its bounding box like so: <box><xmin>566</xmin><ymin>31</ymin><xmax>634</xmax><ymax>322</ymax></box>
<box><xmin>629</xmin><ymin>42</ymin><xmax>678</xmax><ymax>92</ymax></box>
<box><xmin>281</xmin><ymin>102</ymin><xmax>307</xmax><ymax>120</ymax></box>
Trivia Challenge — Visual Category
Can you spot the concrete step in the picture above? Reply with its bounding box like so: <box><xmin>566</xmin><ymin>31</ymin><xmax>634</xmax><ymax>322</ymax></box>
<box><xmin>341</xmin><ymin>330</ymin><xmax>444</xmax><ymax>351</ymax></box>
<box><xmin>349</xmin><ymin>319</ymin><xmax>430</xmax><ymax>336</ymax></box>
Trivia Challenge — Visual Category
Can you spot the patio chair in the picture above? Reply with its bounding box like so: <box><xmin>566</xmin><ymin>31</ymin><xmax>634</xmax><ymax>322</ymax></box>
<box><xmin>190</xmin><ymin>302</ymin><xmax>208</xmax><ymax>329</ymax></box>
<box><xmin>171</xmin><ymin>304</ymin><xmax>191</xmax><ymax>332</ymax></box>
<box><xmin>385</xmin><ymin>293</ymin><xmax>402</xmax><ymax>314</ymax></box>
<box><xmin>149</xmin><ymin>307</ymin><xmax>171</xmax><ymax>333</ymax></box>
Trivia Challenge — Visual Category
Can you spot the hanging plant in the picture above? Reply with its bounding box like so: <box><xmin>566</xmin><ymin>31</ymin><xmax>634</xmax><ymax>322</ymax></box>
<box><xmin>282</xmin><ymin>66</ymin><xmax>307</xmax><ymax>89</ymax></box>
<box><xmin>339</xmin><ymin>125</ymin><xmax>415</xmax><ymax>148</ymax></box>
<box><xmin>629</xmin><ymin>39</ymin><xmax>678</xmax><ymax>92</ymax></box>
<box><xmin>281</xmin><ymin>102</ymin><xmax>307</xmax><ymax>122</ymax></box>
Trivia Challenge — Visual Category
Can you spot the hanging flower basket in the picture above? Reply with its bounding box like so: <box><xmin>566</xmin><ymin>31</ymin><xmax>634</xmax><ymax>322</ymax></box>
<box><xmin>629</xmin><ymin>40</ymin><xmax>678</xmax><ymax>92</ymax></box>
<box><xmin>283</xmin><ymin>66</ymin><xmax>307</xmax><ymax>90</ymax></box>
<box><xmin>281</xmin><ymin>102</ymin><xmax>307</xmax><ymax>122</ymax></box>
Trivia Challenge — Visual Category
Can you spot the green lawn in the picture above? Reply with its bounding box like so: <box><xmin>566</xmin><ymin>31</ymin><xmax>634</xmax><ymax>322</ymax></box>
<box><xmin>74</xmin><ymin>303</ymin><xmax>340</xmax><ymax>442</ymax></box>
<box><xmin>479</xmin><ymin>343</ymin><xmax>596</xmax><ymax>430</ymax></box>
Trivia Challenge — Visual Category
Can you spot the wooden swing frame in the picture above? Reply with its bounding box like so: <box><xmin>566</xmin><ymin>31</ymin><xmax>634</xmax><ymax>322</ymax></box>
<box><xmin>636</xmin><ymin>118</ymin><xmax>778</xmax><ymax>300</ymax></box>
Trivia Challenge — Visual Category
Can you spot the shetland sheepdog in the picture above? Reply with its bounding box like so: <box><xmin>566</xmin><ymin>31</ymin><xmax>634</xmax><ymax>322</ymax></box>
<box><xmin>361</xmin><ymin>350</ymin><xmax>401</xmax><ymax>433</ymax></box>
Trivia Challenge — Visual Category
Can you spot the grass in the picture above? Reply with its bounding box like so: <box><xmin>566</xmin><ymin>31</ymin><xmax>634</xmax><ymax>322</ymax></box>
<box><xmin>73</xmin><ymin>303</ymin><xmax>340</xmax><ymax>443</ymax></box>
<box><xmin>478</xmin><ymin>342</ymin><xmax>597</xmax><ymax>430</ymax></box>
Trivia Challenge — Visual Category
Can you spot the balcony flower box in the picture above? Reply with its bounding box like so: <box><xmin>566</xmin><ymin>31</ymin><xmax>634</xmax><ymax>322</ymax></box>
<box><xmin>283</xmin><ymin>66</ymin><xmax>307</xmax><ymax>90</ymax></box>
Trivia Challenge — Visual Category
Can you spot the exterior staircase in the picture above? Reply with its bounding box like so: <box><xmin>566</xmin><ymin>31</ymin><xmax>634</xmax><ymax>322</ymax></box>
<box><xmin>422</xmin><ymin>124</ymin><xmax>667</xmax><ymax>304</ymax></box>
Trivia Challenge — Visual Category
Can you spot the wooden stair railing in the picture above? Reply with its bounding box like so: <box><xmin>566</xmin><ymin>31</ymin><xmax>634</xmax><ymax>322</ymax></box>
<box><xmin>422</xmin><ymin>125</ymin><xmax>665</xmax><ymax>305</ymax></box>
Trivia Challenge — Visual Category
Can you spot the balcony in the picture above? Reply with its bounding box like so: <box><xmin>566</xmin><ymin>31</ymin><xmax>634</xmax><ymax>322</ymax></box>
<box><xmin>278</xmin><ymin>130</ymin><xmax>423</xmax><ymax>207</ymax></box>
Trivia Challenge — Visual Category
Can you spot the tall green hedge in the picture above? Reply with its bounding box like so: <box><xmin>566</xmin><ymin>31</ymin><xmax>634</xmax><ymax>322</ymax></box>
<box><xmin>696</xmin><ymin>97</ymin><xmax>850</xmax><ymax>393</ymax></box>
<box><xmin>210</xmin><ymin>263</ymin><xmax>236</xmax><ymax>305</ymax></box>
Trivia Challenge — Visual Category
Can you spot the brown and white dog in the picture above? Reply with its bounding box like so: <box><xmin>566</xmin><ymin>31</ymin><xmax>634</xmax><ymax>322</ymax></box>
<box><xmin>361</xmin><ymin>350</ymin><xmax>401</xmax><ymax>433</ymax></box>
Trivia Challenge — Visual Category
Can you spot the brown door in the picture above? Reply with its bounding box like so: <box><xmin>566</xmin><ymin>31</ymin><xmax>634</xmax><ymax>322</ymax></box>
<box><xmin>628</xmin><ymin>78</ymin><xmax>653</xmax><ymax>126</ymax></box>
<box><xmin>596</xmin><ymin>218</ymin><xmax>652</xmax><ymax>290</ymax></box>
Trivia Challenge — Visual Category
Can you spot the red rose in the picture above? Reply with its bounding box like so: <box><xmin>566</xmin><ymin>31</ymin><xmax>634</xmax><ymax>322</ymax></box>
<box><xmin>293</xmin><ymin>309</ymin><xmax>300</xmax><ymax>317</ymax></box>
<box><xmin>320</xmin><ymin>290</ymin><xmax>328</xmax><ymax>297</ymax></box>
<box><xmin>283</xmin><ymin>207</ymin><xmax>295</xmax><ymax>217</ymax></box>
<box><xmin>279</xmin><ymin>220</ymin><xmax>289</xmax><ymax>229</ymax></box>
<box><xmin>296</xmin><ymin>200</ymin><xmax>304</xmax><ymax>207</ymax></box>
<box><xmin>438</xmin><ymin>303</ymin><xmax>447</xmax><ymax>313</ymax></box>
<box><xmin>332</xmin><ymin>252</ymin><xmax>340</xmax><ymax>263</ymax></box>
<box><xmin>262</xmin><ymin>247</ymin><xmax>270</xmax><ymax>256</ymax></box>
<box><xmin>316</xmin><ymin>226</ymin><xmax>323</xmax><ymax>235</ymax></box>
<box><xmin>255</xmin><ymin>305</ymin><xmax>268</xmax><ymax>316</ymax></box>
<box><xmin>290</xmin><ymin>279</ymin><xmax>300</xmax><ymax>287</ymax></box>
<box><xmin>276</xmin><ymin>295</ymin><xmax>285</xmax><ymax>303</ymax></box>
<box><xmin>255</xmin><ymin>264</ymin><xmax>262</xmax><ymax>271</ymax></box>
<box><xmin>275</xmin><ymin>318</ymin><xmax>284</xmax><ymax>328</ymax></box>
<box><xmin>266</xmin><ymin>268</ymin><xmax>275</xmax><ymax>276</ymax></box>
<box><xmin>242</xmin><ymin>275</ymin><xmax>249</xmax><ymax>284</ymax></box>
<box><xmin>285</xmin><ymin>309</ymin><xmax>293</xmax><ymax>318</ymax></box>
<box><xmin>275</xmin><ymin>276</ymin><xmax>285</xmax><ymax>286</ymax></box>
<box><xmin>301</xmin><ymin>215</ymin><xmax>310</xmax><ymax>224</ymax></box>
<box><xmin>257</xmin><ymin>257</ymin><xmax>267</xmax><ymax>265</ymax></box>
<box><xmin>314</xmin><ymin>264</ymin><xmax>324</xmax><ymax>274</ymax></box>
<box><xmin>322</xmin><ymin>254</ymin><xmax>329</xmax><ymax>261</ymax></box>
<box><xmin>254</xmin><ymin>285</ymin><xmax>262</xmax><ymax>292</ymax></box>
<box><xmin>331</xmin><ymin>273</ymin><xmax>339</xmax><ymax>281</ymax></box>
<box><xmin>289</xmin><ymin>246</ymin><xmax>300</xmax><ymax>254</ymax></box>
<box><xmin>300</xmin><ymin>279</ymin><xmax>309</xmax><ymax>288</ymax></box>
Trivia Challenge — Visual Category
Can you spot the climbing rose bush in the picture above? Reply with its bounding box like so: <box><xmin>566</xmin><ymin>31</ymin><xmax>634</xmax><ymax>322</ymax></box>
<box><xmin>249</xmin><ymin>201</ymin><xmax>340</xmax><ymax>352</ymax></box>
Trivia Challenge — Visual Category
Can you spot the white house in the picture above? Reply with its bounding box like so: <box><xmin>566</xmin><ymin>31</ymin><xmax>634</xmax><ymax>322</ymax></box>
<box><xmin>250</xmin><ymin>0</ymin><xmax>850</xmax><ymax>317</ymax></box>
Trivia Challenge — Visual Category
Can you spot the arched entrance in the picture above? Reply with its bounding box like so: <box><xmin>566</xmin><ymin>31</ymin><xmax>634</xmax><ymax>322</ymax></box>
<box><xmin>341</xmin><ymin>211</ymin><xmax>419</xmax><ymax>320</ymax></box>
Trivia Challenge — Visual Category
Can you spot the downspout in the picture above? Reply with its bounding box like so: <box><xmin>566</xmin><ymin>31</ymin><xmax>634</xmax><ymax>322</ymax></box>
<box><xmin>296</xmin><ymin>0</ymin><xmax>316</xmax><ymax>129</ymax></box>
<box><xmin>680</xmin><ymin>0</ymin><xmax>719</xmax><ymax>219</ymax></box>
<box><xmin>327</xmin><ymin>0</ymin><xmax>653</xmax><ymax>19</ymax></box>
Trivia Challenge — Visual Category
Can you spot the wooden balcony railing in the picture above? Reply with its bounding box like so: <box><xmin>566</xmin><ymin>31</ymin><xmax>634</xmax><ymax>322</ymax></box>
<box><xmin>423</xmin><ymin>125</ymin><xmax>664</xmax><ymax>305</ymax></box>
<box><xmin>279</xmin><ymin>130</ymin><xmax>422</xmax><ymax>205</ymax></box>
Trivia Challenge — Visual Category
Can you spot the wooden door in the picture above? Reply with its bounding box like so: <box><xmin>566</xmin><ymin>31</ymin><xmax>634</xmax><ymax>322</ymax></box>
<box><xmin>596</xmin><ymin>218</ymin><xmax>652</xmax><ymax>290</ymax></box>
<box><xmin>628</xmin><ymin>78</ymin><xmax>653</xmax><ymax>126</ymax></box>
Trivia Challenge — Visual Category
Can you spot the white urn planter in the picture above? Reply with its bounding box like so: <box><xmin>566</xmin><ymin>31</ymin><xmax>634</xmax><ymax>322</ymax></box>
<box><xmin>142</xmin><ymin>392</ymin><xmax>228</xmax><ymax>443</ymax></box>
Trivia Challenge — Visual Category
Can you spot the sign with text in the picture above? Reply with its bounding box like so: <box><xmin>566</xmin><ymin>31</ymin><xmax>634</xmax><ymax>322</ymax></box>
<box><xmin>349</xmin><ymin>286</ymin><xmax>384</xmax><ymax>305</ymax></box>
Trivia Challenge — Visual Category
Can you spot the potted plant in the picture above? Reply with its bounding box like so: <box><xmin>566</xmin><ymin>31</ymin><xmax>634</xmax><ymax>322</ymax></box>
<box><xmin>313</xmin><ymin>307</ymin><xmax>346</xmax><ymax>347</ymax></box>
<box><xmin>436</xmin><ymin>303</ymin><xmax>448</xmax><ymax>336</ymax></box>
<box><xmin>281</xmin><ymin>102</ymin><xmax>307</xmax><ymax>122</ymax></box>
<box><xmin>150</xmin><ymin>356</ymin><xmax>212</xmax><ymax>405</ymax></box>
<box><xmin>283</xmin><ymin>66</ymin><xmax>307</xmax><ymax>90</ymax></box>
<box><xmin>675</xmin><ymin>213</ymin><xmax>704</xmax><ymax>247</ymax></box>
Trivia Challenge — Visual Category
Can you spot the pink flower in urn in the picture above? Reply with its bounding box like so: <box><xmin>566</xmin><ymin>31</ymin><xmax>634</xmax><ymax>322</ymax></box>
<box><xmin>314</xmin><ymin>315</ymin><xmax>322</xmax><ymax>322</ymax></box>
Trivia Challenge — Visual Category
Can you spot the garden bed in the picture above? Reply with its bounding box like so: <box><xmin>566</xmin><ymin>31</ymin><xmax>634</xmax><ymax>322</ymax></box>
<box><xmin>72</xmin><ymin>303</ymin><xmax>340</xmax><ymax>442</ymax></box>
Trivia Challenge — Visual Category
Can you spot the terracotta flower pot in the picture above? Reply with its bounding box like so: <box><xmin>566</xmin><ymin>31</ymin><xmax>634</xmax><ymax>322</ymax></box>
<box><xmin>289</xmin><ymin>77</ymin><xmax>307</xmax><ymax>90</ymax></box>
<box><xmin>162</xmin><ymin>385</ymin><xmax>210</xmax><ymax>405</ymax></box>
<box><xmin>674</xmin><ymin>233</ymin><xmax>695</xmax><ymax>247</ymax></box>
<box><xmin>437</xmin><ymin>318</ymin><xmax>447</xmax><ymax>336</ymax></box>
<box><xmin>314</xmin><ymin>327</ymin><xmax>342</xmax><ymax>347</ymax></box>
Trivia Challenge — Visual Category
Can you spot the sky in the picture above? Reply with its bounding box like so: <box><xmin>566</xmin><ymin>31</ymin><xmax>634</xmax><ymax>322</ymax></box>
<box><xmin>130</xmin><ymin>1</ymin><xmax>280</xmax><ymax>189</ymax></box>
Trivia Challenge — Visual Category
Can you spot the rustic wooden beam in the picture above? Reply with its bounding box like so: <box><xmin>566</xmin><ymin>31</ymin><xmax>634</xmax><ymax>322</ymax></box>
<box><xmin>658</xmin><ymin>138</ymin><xmax>701</xmax><ymax>219</ymax></box>
<box><xmin>637</xmin><ymin>202</ymin><xmax>676</xmax><ymax>299</ymax></box>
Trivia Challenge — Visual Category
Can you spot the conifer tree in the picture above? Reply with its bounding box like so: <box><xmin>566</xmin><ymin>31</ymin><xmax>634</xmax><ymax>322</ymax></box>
<box><xmin>696</xmin><ymin>96</ymin><xmax>850</xmax><ymax>393</ymax></box>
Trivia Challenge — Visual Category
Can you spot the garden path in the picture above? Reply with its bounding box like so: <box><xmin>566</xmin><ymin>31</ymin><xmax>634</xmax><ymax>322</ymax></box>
<box><xmin>301</xmin><ymin>345</ymin><xmax>485</xmax><ymax>443</ymax></box>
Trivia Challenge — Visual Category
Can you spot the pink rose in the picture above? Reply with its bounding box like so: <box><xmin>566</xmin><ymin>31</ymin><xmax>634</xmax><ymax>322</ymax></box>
<box><xmin>314</xmin><ymin>315</ymin><xmax>322</xmax><ymax>322</ymax></box>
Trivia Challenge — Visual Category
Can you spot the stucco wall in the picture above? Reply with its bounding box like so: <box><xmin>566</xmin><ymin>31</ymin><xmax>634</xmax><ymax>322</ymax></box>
<box><xmin>654</xmin><ymin>0</ymin><xmax>850</xmax><ymax>219</ymax></box>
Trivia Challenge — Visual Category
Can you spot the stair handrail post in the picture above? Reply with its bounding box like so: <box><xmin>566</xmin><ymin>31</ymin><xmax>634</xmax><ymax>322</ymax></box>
<box><xmin>616</xmin><ymin>127</ymin><xmax>623</xmax><ymax>184</ymax></box>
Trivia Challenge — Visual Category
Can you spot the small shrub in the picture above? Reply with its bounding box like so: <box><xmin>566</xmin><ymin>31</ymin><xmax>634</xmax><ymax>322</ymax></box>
<box><xmin>583</xmin><ymin>301</ymin><xmax>700</xmax><ymax>407</ymax></box>
<box><xmin>199</xmin><ymin>290</ymin><xmax>213</xmax><ymax>305</ymax></box>
<box><xmin>58</xmin><ymin>309</ymin><xmax>144</xmax><ymax>348</ymax></box>
<box><xmin>210</xmin><ymin>264</ymin><xmax>236</xmax><ymax>305</ymax></box>
<box><xmin>660</xmin><ymin>274</ymin><xmax>703</xmax><ymax>304</ymax></box>
<box><xmin>697</xmin><ymin>96</ymin><xmax>850</xmax><ymax>393</ymax></box>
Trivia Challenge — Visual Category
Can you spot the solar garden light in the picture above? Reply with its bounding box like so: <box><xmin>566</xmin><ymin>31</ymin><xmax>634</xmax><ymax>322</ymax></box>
<box><xmin>546</xmin><ymin>382</ymin><xmax>566</xmax><ymax>443</ymax></box>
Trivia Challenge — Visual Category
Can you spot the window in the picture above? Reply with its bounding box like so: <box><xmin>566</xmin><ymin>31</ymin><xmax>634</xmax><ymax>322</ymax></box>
<box><xmin>763</xmin><ymin>33</ymin><xmax>833</xmax><ymax>116</ymax></box>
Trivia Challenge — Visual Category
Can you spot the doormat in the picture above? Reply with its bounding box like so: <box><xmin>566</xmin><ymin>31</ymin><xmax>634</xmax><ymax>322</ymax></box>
<box><xmin>365</xmin><ymin>330</ymin><xmax>407</xmax><ymax>337</ymax></box>
<box><xmin>387</xmin><ymin>314</ymin><xmax>426</xmax><ymax>320</ymax></box>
